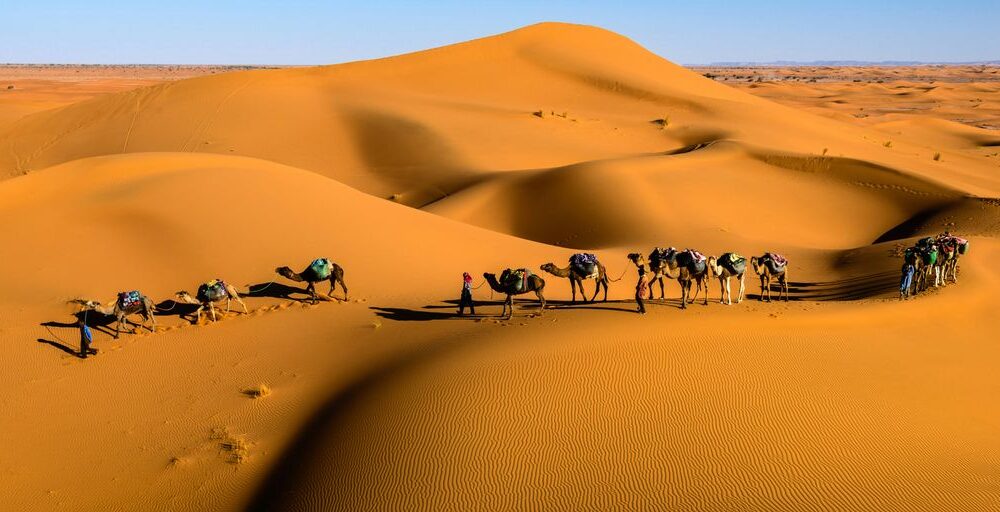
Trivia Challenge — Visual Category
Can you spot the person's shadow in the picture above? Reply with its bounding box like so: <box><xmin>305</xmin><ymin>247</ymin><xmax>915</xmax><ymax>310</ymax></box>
<box><xmin>39</xmin><ymin>310</ymin><xmax>115</xmax><ymax>357</ymax></box>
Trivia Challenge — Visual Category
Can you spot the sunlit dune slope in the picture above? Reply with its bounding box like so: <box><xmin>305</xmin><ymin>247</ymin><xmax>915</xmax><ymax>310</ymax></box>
<box><xmin>0</xmin><ymin>152</ymin><xmax>565</xmax><ymax>316</ymax></box>
<box><xmin>2</xmin><ymin>23</ymin><xmax>997</xmax><ymax>227</ymax></box>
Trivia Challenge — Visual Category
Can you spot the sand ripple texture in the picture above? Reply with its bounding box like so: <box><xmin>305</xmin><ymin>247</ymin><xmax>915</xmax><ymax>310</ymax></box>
<box><xmin>248</xmin><ymin>311</ymin><xmax>1000</xmax><ymax>512</ymax></box>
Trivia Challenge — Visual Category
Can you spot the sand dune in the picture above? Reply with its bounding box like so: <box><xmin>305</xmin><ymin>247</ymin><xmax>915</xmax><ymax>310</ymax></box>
<box><xmin>1</xmin><ymin>22</ymin><xmax>999</xmax><ymax>512</ymax></box>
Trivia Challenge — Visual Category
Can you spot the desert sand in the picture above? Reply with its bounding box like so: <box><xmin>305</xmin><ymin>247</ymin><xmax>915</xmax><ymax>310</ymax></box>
<box><xmin>0</xmin><ymin>23</ymin><xmax>998</xmax><ymax>511</ymax></box>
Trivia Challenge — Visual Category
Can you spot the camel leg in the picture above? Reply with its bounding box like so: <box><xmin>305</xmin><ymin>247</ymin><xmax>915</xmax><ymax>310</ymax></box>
<box><xmin>589</xmin><ymin>279</ymin><xmax>601</xmax><ymax>303</ymax></box>
<box><xmin>335</xmin><ymin>276</ymin><xmax>349</xmax><ymax>301</ymax></box>
<box><xmin>603</xmin><ymin>278</ymin><xmax>608</xmax><ymax>302</ymax></box>
<box><xmin>570</xmin><ymin>278</ymin><xmax>577</xmax><ymax>303</ymax></box>
<box><xmin>718</xmin><ymin>277</ymin><xmax>725</xmax><ymax>304</ymax></box>
<box><xmin>306</xmin><ymin>282</ymin><xmax>318</xmax><ymax>304</ymax></box>
<box><xmin>536</xmin><ymin>290</ymin><xmax>546</xmax><ymax>314</ymax></box>
<box><xmin>703</xmin><ymin>277</ymin><xmax>709</xmax><ymax>305</ymax></box>
<box><xmin>225</xmin><ymin>298</ymin><xmax>232</xmax><ymax>316</ymax></box>
<box><xmin>235</xmin><ymin>295</ymin><xmax>249</xmax><ymax>315</ymax></box>
<box><xmin>209</xmin><ymin>303</ymin><xmax>218</xmax><ymax>322</ymax></box>
<box><xmin>737</xmin><ymin>273</ymin><xmax>746</xmax><ymax>303</ymax></box>
<box><xmin>505</xmin><ymin>295</ymin><xmax>514</xmax><ymax>320</ymax></box>
<box><xmin>679</xmin><ymin>279</ymin><xmax>688</xmax><ymax>309</ymax></box>
<box><xmin>782</xmin><ymin>275</ymin><xmax>789</xmax><ymax>302</ymax></box>
<box><xmin>194</xmin><ymin>305</ymin><xmax>205</xmax><ymax>324</ymax></box>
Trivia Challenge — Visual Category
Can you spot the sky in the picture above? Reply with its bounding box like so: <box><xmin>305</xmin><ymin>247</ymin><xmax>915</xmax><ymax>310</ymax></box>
<box><xmin>1</xmin><ymin>0</ymin><xmax>997</xmax><ymax>65</ymax></box>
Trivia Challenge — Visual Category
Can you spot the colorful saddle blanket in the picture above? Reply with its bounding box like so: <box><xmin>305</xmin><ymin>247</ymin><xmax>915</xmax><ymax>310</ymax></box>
<box><xmin>117</xmin><ymin>290</ymin><xmax>142</xmax><ymax>309</ymax></box>
<box><xmin>197</xmin><ymin>279</ymin><xmax>229</xmax><ymax>302</ymax></box>
<box><xmin>762</xmin><ymin>253</ymin><xmax>787</xmax><ymax>273</ymax></box>
<box><xmin>767</xmin><ymin>253</ymin><xmax>787</xmax><ymax>266</ymax></box>
<box><xmin>686</xmin><ymin>249</ymin><xmax>707</xmax><ymax>263</ymax></box>
<box><xmin>309</xmin><ymin>258</ymin><xmax>332</xmax><ymax>280</ymax></box>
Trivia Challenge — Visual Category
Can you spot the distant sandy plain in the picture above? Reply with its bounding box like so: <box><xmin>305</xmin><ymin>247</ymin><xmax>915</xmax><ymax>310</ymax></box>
<box><xmin>1</xmin><ymin>23</ymin><xmax>998</xmax><ymax>511</ymax></box>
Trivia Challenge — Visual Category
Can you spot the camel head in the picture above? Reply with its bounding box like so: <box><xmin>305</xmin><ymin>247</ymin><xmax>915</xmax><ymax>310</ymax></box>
<box><xmin>71</xmin><ymin>298</ymin><xmax>114</xmax><ymax>315</ymax></box>
<box><xmin>70</xmin><ymin>298</ymin><xmax>99</xmax><ymax>309</ymax></box>
<box><xmin>175</xmin><ymin>291</ymin><xmax>199</xmax><ymax>305</ymax></box>
<box><xmin>275</xmin><ymin>266</ymin><xmax>296</xmax><ymax>280</ymax></box>
<box><xmin>750</xmin><ymin>256</ymin><xmax>766</xmax><ymax>276</ymax></box>
<box><xmin>540</xmin><ymin>263</ymin><xmax>557</xmax><ymax>273</ymax></box>
<box><xmin>707</xmin><ymin>256</ymin><xmax>720</xmax><ymax>276</ymax></box>
<box><xmin>627</xmin><ymin>253</ymin><xmax>643</xmax><ymax>266</ymax></box>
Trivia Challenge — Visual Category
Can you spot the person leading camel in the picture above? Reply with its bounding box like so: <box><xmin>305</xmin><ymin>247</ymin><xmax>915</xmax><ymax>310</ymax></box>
<box><xmin>707</xmin><ymin>253</ymin><xmax>747</xmax><ymax>305</ymax></box>
<box><xmin>72</xmin><ymin>291</ymin><xmax>158</xmax><ymax>339</ymax></box>
<box><xmin>627</xmin><ymin>253</ymin><xmax>651</xmax><ymax>314</ymax></box>
<box><xmin>79</xmin><ymin>317</ymin><xmax>96</xmax><ymax>358</ymax></box>
<box><xmin>275</xmin><ymin>258</ymin><xmax>348</xmax><ymax>304</ymax></box>
<box><xmin>750</xmin><ymin>253</ymin><xmax>789</xmax><ymax>302</ymax></box>
<box><xmin>175</xmin><ymin>279</ymin><xmax>249</xmax><ymax>323</ymax></box>
<box><xmin>483</xmin><ymin>269</ymin><xmax>546</xmax><ymax>320</ymax></box>
<box><xmin>540</xmin><ymin>253</ymin><xmax>615</xmax><ymax>302</ymax></box>
<box><xmin>458</xmin><ymin>272</ymin><xmax>476</xmax><ymax>316</ymax></box>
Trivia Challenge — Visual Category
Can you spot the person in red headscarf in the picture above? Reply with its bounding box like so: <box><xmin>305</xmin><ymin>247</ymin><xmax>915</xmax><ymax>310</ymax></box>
<box><xmin>458</xmin><ymin>272</ymin><xmax>476</xmax><ymax>316</ymax></box>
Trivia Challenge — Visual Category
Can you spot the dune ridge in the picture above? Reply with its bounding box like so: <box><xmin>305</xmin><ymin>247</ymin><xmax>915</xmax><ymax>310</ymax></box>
<box><xmin>0</xmin><ymin>22</ymin><xmax>998</xmax><ymax>512</ymax></box>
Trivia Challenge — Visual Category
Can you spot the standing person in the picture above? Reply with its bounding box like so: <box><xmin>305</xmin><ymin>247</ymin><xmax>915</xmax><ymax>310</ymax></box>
<box><xmin>631</xmin><ymin>254</ymin><xmax>650</xmax><ymax>314</ymax></box>
<box><xmin>458</xmin><ymin>272</ymin><xmax>476</xmax><ymax>316</ymax></box>
<box><xmin>79</xmin><ymin>316</ymin><xmax>96</xmax><ymax>358</ymax></box>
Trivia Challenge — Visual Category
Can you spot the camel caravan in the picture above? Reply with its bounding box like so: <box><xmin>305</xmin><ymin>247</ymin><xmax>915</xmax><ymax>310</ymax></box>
<box><xmin>73</xmin><ymin>258</ymin><xmax>348</xmax><ymax>340</ymax></box>
<box><xmin>66</xmin><ymin>231</ymin><xmax>967</xmax><ymax>355</ymax></box>
<box><xmin>899</xmin><ymin>231</ymin><xmax>969</xmax><ymax>300</ymax></box>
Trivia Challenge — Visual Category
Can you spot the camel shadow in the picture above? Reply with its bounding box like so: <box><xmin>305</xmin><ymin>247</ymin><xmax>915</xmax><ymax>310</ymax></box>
<box><xmin>245</xmin><ymin>281</ymin><xmax>311</xmax><ymax>303</ymax></box>
<box><xmin>371</xmin><ymin>304</ymin><xmax>489</xmax><ymax>322</ymax></box>
<box><xmin>38</xmin><ymin>310</ymin><xmax>119</xmax><ymax>357</ymax></box>
<box><xmin>745</xmin><ymin>271</ymin><xmax>899</xmax><ymax>302</ymax></box>
<box><xmin>545</xmin><ymin>299</ymin><xmax>646</xmax><ymax>313</ymax></box>
<box><xmin>41</xmin><ymin>310</ymin><xmax>117</xmax><ymax>338</ymax></box>
<box><xmin>154</xmin><ymin>299</ymin><xmax>200</xmax><ymax>320</ymax></box>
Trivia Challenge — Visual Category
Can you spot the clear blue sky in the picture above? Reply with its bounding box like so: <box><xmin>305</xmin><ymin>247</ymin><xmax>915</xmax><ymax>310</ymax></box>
<box><xmin>1</xmin><ymin>0</ymin><xmax>997</xmax><ymax>65</ymax></box>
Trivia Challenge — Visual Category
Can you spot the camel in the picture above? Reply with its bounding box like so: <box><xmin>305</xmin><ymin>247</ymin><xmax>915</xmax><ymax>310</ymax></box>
<box><xmin>707</xmin><ymin>253</ymin><xmax>747</xmax><ymax>305</ymax></box>
<box><xmin>175</xmin><ymin>279</ymin><xmax>249</xmax><ymax>323</ymax></box>
<box><xmin>73</xmin><ymin>291</ymin><xmax>157</xmax><ymax>339</ymax></box>
<box><xmin>660</xmin><ymin>248</ymin><xmax>710</xmax><ymax>309</ymax></box>
<box><xmin>540</xmin><ymin>254</ymin><xmax>612</xmax><ymax>302</ymax></box>
<box><xmin>275</xmin><ymin>258</ymin><xmax>348</xmax><ymax>304</ymax></box>
<box><xmin>645</xmin><ymin>247</ymin><xmax>674</xmax><ymax>300</ymax></box>
<box><xmin>483</xmin><ymin>270</ymin><xmax>546</xmax><ymax>320</ymax></box>
<box><xmin>750</xmin><ymin>253</ymin><xmax>789</xmax><ymax>302</ymax></box>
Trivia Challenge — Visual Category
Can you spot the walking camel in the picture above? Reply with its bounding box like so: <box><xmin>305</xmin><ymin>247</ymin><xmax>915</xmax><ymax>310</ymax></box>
<box><xmin>659</xmin><ymin>248</ymin><xmax>710</xmax><ymax>309</ymax></box>
<box><xmin>645</xmin><ymin>247</ymin><xmax>673</xmax><ymax>300</ymax></box>
<box><xmin>750</xmin><ymin>253</ymin><xmax>789</xmax><ymax>302</ymax></box>
<box><xmin>707</xmin><ymin>253</ymin><xmax>747</xmax><ymax>305</ymax></box>
<box><xmin>483</xmin><ymin>270</ymin><xmax>546</xmax><ymax>319</ymax></box>
<box><xmin>175</xmin><ymin>279</ymin><xmax>249</xmax><ymax>323</ymax></box>
<box><xmin>73</xmin><ymin>291</ymin><xmax>158</xmax><ymax>339</ymax></box>
<box><xmin>540</xmin><ymin>253</ymin><xmax>616</xmax><ymax>302</ymax></box>
<box><xmin>275</xmin><ymin>258</ymin><xmax>348</xmax><ymax>304</ymax></box>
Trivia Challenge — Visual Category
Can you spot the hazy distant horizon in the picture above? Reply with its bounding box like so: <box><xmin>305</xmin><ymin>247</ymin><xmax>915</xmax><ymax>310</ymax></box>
<box><xmin>2</xmin><ymin>1</ymin><xmax>998</xmax><ymax>66</ymax></box>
